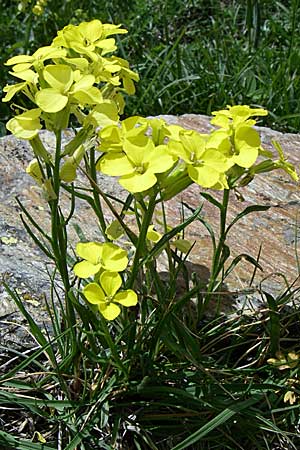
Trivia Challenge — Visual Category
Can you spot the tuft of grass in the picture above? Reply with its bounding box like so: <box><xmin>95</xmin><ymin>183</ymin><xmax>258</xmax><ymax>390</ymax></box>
<box><xmin>1</xmin><ymin>282</ymin><xmax>300</xmax><ymax>449</ymax></box>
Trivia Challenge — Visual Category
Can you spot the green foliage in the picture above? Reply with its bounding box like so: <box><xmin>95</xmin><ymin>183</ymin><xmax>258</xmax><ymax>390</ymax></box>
<box><xmin>1</xmin><ymin>1</ymin><xmax>300</xmax><ymax>134</ymax></box>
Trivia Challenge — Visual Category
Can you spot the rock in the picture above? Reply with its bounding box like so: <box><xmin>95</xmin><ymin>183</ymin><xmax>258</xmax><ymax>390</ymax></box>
<box><xmin>0</xmin><ymin>114</ymin><xmax>299</xmax><ymax>346</ymax></box>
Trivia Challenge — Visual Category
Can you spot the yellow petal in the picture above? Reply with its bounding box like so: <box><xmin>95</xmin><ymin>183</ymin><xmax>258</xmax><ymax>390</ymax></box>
<box><xmin>188</xmin><ymin>165</ymin><xmax>220</xmax><ymax>188</ymax></box>
<box><xmin>101</xmin><ymin>243</ymin><xmax>128</xmax><ymax>272</ymax></box>
<box><xmin>78</xmin><ymin>19</ymin><xmax>103</xmax><ymax>43</ymax></box>
<box><xmin>114</xmin><ymin>290</ymin><xmax>138</xmax><ymax>307</ymax></box>
<box><xmin>119</xmin><ymin>171</ymin><xmax>157</xmax><ymax>193</ymax></box>
<box><xmin>100</xmin><ymin>271</ymin><xmax>122</xmax><ymax>296</ymax></box>
<box><xmin>83</xmin><ymin>282</ymin><xmax>105</xmax><ymax>304</ymax></box>
<box><xmin>147</xmin><ymin>145</ymin><xmax>176</xmax><ymax>173</ymax></box>
<box><xmin>147</xmin><ymin>225</ymin><xmax>162</xmax><ymax>243</ymax></box>
<box><xmin>105</xmin><ymin>220</ymin><xmax>124</xmax><ymax>240</ymax></box>
<box><xmin>233</xmin><ymin>148</ymin><xmax>258</xmax><ymax>168</ymax></box>
<box><xmin>6</xmin><ymin>109</ymin><xmax>41</xmax><ymax>140</ymax></box>
<box><xmin>9</xmin><ymin>69</ymin><xmax>36</xmax><ymax>82</ymax></box>
<box><xmin>43</xmin><ymin>64</ymin><xmax>73</xmax><ymax>92</ymax></box>
<box><xmin>75</xmin><ymin>242</ymin><xmax>103</xmax><ymax>265</ymax></box>
<box><xmin>73</xmin><ymin>260</ymin><xmax>101</xmax><ymax>278</ymax></box>
<box><xmin>99</xmin><ymin>302</ymin><xmax>121</xmax><ymax>320</ymax></box>
<box><xmin>72</xmin><ymin>87</ymin><xmax>103</xmax><ymax>105</ymax></box>
<box><xmin>2</xmin><ymin>82</ymin><xmax>27</xmax><ymax>102</ymax></box>
<box><xmin>72</xmin><ymin>75</ymin><xmax>95</xmax><ymax>92</ymax></box>
<box><xmin>35</xmin><ymin>88</ymin><xmax>68</xmax><ymax>113</ymax></box>
<box><xmin>97</xmin><ymin>152</ymin><xmax>133</xmax><ymax>176</ymax></box>
<box><xmin>5</xmin><ymin>54</ymin><xmax>34</xmax><ymax>66</ymax></box>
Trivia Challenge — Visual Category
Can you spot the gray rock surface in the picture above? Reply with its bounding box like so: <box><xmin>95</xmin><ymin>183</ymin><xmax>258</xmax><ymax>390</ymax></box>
<box><xmin>0</xmin><ymin>115</ymin><xmax>300</xmax><ymax>346</ymax></box>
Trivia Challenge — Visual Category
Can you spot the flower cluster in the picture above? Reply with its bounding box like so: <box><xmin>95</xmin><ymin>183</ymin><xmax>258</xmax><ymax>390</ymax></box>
<box><xmin>96</xmin><ymin>117</ymin><xmax>176</xmax><ymax>193</ymax></box>
<box><xmin>3</xmin><ymin>19</ymin><xmax>138</xmax><ymax>139</ymax></box>
<box><xmin>73</xmin><ymin>241</ymin><xmax>137</xmax><ymax>320</ymax></box>
<box><xmin>95</xmin><ymin>105</ymin><xmax>297</xmax><ymax>195</ymax></box>
<box><xmin>32</xmin><ymin>0</ymin><xmax>48</xmax><ymax>15</ymax></box>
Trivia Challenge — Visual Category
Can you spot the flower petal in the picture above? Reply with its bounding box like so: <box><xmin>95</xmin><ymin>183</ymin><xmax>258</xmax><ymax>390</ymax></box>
<box><xmin>188</xmin><ymin>165</ymin><xmax>220</xmax><ymax>188</ymax></box>
<box><xmin>233</xmin><ymin>148</ymin><xmax>258</xmax><ymax>168</ymax></box>
<box><xmin>72</xmin><ymin>86</ymin><xmax>103</xmax><ymax>106</ymax></box>
<box><xmin>2</xmin><ymin>82</ymin><xmax>27</xmax><ymax>102</ymax></box>
<box><xmin>100</xmin><ymin>271</ymin><xmax>122</xmax><ymax>296</ymax></box>
<box><xmin>83</xmin><ymin>282</ymin><xmax>105</xmax><ymax>304</ymax></box>
<box><xmin>114</xmin><ymin>290</ymin><xmax>138</xmax><ymax>307</ymax></box>
<box><xmin>99</xmin><ymin>302</ymin><xmax>121</xmax><ymax>320</ymax></box>
<box><xmin>119</xmin><ymin>171</ymin><xmax>157</xmax><ymax>193</ymax></box>
<box><xmin>75</xmin><ymin>242</ymin><xmax>103</xmax><ymax>265</ymax></box>
<box><xmin>6</xmin><ymin>109</ymin><xmax>42</xmax><ymax>140</ymax></box>
<box><xmin>147</xmin><ymin>145</ymin><xmax>176</xmax><ymax>173</ymax></box>
<box><xmin>73</xmin><ymin>260</ymin><xmax>101</xmax><ymax>278</ymax></box>
<box><xmin>35</xmin><ymin>88</ymin><xmax>68</xmax><ymax>113</ymax></box>
<box><xmin>97</xmin><ymin>152</ymin><xmax>134</xmax><ymax>176</ymax></box>
<box><xmin>72</xmin><ymin>74</ymin><xmax>95</xmax><ymax>92</ymax></box>
<box><xmin>43</xmin><ymin>65</ymin><xmax>73</xmax><ymax>92</ymax></box>
<box><xmin>101</xmin><ymin>243</ymin><xmax>128</xmax><ymax>272</ymax></box>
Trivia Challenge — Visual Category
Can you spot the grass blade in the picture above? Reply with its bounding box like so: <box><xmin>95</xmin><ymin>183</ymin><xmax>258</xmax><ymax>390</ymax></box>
<box><xmin>171</xmin><ymin>396</ymin><xmax>262</xmax><ymax>450</ymax></box>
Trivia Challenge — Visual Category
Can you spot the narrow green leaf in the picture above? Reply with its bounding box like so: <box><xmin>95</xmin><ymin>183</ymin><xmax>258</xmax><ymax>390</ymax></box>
<box><xmin>171</xmin><ymin>396</ymin><xmax>262</xmax><ymax>450</ymax></box>
<box><xmin>0</xmin><ymin>390</ymin><xmax>78</xmax><ymax>409</ymax></box>
<box><xmin>264</xmin><ymin>291</ymin><xmax>281</xmax><ymax>355</ymax></box>
<box><xmin>16</xmin><ymin>197</ymin><xmax>52</xmax><ymax>243</ymax></box>
<box><xmin>223</xmin><ymin>252</ymin><xmax>263</xmax><ymax>280</ymax></box>
<box><xmin>226</xmin><ymin>205</ymin><xmax>271</xmax><ymax>235</ymax></box>
<box><xmin>200</xmin><ymin>192</ymin><xmax>224</xmax><ymax>211</ymax></box>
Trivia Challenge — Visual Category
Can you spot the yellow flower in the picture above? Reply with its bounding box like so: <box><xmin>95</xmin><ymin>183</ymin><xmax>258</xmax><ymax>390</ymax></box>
<box><xmin>73</xmin><ymin>241</ymin><xmax>128</xmax><ymax>278</ymax></box>
<box><xmin>35</xmin><ymin>64</ymin><xmax>102</xmax><ymax>113</ymax></box>
<box><xmin>98</xmin><ymin>137</ymin><xmax>176</xmax><ymax>193</ymax></box>
<box><xmin>211</xmin><ymin>105</ymin><xmax>268</xmax><ymax>128</ymax></box>
<box><xmin>283</xmin><ymin>391</ymin><xmax>297</xmax><ymax>405</ymax></box>
<box><xmin>26</xmin><ymin>158</ymin><xmax>43</xmax><ymax>185</ymax></box>
<box><xmin>83</xmin><ymin>271</ymin><xmax>137</xmax><ymax>320</ymax></box>
<box><xmin>5</xmin><ymin>46</ymin><xmax>66</xmax><ymax>73</ymax></box>
<box><xmin>168</xmin><ymin>129</ymin><xmax>231</xmax><ymax>188</ymax></box>
<box><xmin>209</xmin><ymin>105</ymin><xmax>268</xmax><ymax>169</ymax></box>
<box><xmin>52</xmin><ymin>20</ymin><xmax>127</xmax><ymax>60</ymax></box>
<box><xmin>267</xmin><ymin>351</ymin><xmax>299</xmax><ymax>370</ymax></box>
<box><xmin>59</xmin><ymin>145</ymin><xmax>86</xmax><ymax>182</ymax></box>
<box><xmin>6</xmin><ymin>109</ymin><xmax>42</xmax><ymax>140</ymax></box>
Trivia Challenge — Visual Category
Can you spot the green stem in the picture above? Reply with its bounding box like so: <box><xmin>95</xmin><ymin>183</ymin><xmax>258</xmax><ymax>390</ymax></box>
<box><xmin>88</xmin><ymin>149</ymin><xmax>108</xmax><ymax>239</ymax></box>
<box><xmin>100</xmin><ymin>316</ymin><xmax>128</xmax><ymax>378</ymax></box>
<box><xmin>206</xmin><ymin>189</ymin><xmax>230</xmax><ymax>299</ymax></box>
<box><xmin>49</xmin><ymin>131</ymin><xmax>76</xmax><ymax>331</ymax></box>
<box><xmin>127</xmin><ymin>191</ymin><xmax>157</xmax><ymax>289</ymax></box>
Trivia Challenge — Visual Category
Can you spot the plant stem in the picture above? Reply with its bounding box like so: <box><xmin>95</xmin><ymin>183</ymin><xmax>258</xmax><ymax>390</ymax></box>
<box><xmin>88</xmin><ymin>149</ymin><xmax>108</xmax><ymax>239</ymax></box>
<box><xmin>49</xmin><ymin>130</ymin><xmax>76</xmax><ymax>333</ymax></box>
<box><xmin>127</xmin><ymin>191</ymin><xmax>157</xmax><ymax>289</ymax></box>
<box><xmin>205</xmin><ymin>189</ymin><xmax>230</xmax><ymax>304</ymax></box>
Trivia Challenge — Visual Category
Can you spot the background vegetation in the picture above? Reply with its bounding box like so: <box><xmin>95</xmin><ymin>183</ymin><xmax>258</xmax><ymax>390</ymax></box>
<box><xmin>1</xmin><ymin>0</ymin><xmax>300</xmax><ymax>135</ymax></box>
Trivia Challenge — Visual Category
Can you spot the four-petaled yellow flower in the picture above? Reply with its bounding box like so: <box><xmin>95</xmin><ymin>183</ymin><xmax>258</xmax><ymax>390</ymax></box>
<box><xmin>168</xmin><ymin>129</ymin><xmax>232</xmax><ymax>188</ymax></box>
<box><xmin>35</xmin><ymin>64</ymin><xmax>102</xmax><ymax>113</ymax></box>
<box><xmin>83</xmin><ymin>271</ymin><xmax>137</xmax><ymax>320</ymax></box>
<box><xmin>6</xmin><ymin>108</ymin><xmax>42</xmax><ymax>140</ymax></box>
<box><xmin>210</xmin><ymin>105</ymin><xmax>268</xmax><ymax>169</ymax></box>
<box><xmin>97</xmin><ymin>123</ymin><xmax>176</xmax><ymax>193</ymax></box>
<box><xmin>73</xmin><ymin>241</ymin><xmax>128</xmax><ymax>278</ymax></box>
